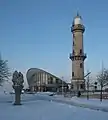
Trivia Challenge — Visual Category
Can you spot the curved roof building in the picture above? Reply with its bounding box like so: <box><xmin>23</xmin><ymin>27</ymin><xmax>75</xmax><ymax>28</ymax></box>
<box><xmin>26</xmin><ymin>68</ymin><xmax>68</xmax><ymax>92</ymax></box>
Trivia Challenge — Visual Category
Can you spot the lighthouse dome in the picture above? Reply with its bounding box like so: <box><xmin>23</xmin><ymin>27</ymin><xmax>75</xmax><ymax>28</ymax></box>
<box><xmin>73</xmin><ymin>13</ymin><xmax>83</xmax><ymax>25</ymax></box>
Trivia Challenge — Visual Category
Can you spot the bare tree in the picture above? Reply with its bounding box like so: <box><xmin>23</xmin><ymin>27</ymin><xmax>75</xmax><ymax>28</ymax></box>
<box><xmin>97</xmin><ymin>68</ymin><xmax>108</xmax><ymax>87</ymax></box>
<box><xmin>97</xmin><ymin>68</ymin><xmax>108</xmax><ymax>101</ymax></box>
<box><xmin>0</xmin><ymin>57</ymin><xmax>11</xmax><ymax>85</ymax></box>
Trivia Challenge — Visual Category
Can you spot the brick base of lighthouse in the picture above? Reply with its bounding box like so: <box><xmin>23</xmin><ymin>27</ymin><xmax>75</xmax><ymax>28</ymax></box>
<box><xmin>71</xmin><ymin>80</ymin><xmax>85</xmax><ymax>92</ymax></box>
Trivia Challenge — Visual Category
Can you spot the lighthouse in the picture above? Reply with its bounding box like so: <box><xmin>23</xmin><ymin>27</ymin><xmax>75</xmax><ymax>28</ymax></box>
<box><xmin>70</xmin><ymin>13</ymin><xmax>87</xmax><ymax>91</ymax></box>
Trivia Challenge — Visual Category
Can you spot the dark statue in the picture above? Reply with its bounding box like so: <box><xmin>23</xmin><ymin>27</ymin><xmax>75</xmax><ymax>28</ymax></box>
<box><xmin>12</xmin><ymin>71</ymin><xmax>24</xmax><ymax>105</ymax></box>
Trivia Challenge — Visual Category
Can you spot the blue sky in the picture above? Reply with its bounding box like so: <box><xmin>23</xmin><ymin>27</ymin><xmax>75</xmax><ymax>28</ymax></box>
<box><xmin>0</xmin><ymin>0</ymin><xmax>108</xmax><ymax>82</ymax></box>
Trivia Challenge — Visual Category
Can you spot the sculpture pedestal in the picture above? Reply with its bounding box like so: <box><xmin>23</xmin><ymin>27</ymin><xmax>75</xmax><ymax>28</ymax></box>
<box><xmin>13</xmin><ymin>85</ymin><xmax>23</xmax><ymax>105</ymax></box>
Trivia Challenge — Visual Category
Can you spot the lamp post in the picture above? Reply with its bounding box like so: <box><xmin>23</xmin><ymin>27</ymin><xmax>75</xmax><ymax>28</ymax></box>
<box><xmin>87</xmin><ymin>72</ymin><xmax>90</xmax><ymax>100</ymax></box>
<box><xmin>84</xmin><ymin>70</ymin><xmax>91</xmax><ymax>100</ymax></box>
<box><xmin>100</xmin><ymin>61</ymin><xmax>104</xmax><ymax>102</ymax></box>
<box><xmin>61</xmin><ymin>76</ymin><xmax>64</xmax><ymax>95</ymax></box>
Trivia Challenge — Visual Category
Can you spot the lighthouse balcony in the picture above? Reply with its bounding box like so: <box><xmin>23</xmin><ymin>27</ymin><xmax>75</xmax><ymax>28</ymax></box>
<box><xmin>69</xmin><ymin>53</ymin><xmax>87</xmax><ymax>60</ymax></box>
<box><xmin>71</xmin><ymin>24</ymin><xmax>85</xmax><ymax>33</ymax></box>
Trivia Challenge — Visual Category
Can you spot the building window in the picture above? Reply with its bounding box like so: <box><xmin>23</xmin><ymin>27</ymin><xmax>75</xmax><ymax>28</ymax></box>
<box><xmin>50</xmin><ymin>77</ymin><xmax>53</xmax><ymax>84</ymax></box>
<box><xmin>48</xmin><ymin>77</ymin><xmax>50</xmax><ymax>84</ymax></box>
<box><xmin>72</xmin><ymin>72</ymin><xmax>74</xmax><ymax>77</ymax></box>
<box><xmin>48</xmin><ymin>76</ymin><xmax>53</xmax><ymax>84</ymax></box>
<box><xmin>80</xmin><ymin>63</ymin><xmax>83</xmax><ymax>68</ymax></box>
<box><xmin>56</xmin><ymin>79</ymin><xmax>59</xmax><ymax>84</ymax></box>
<box><xmin>59</xmin><ymin>80</ymin><xmax>62</xmax><ymax>84</ymax></box>
<box><xmin>80</xmin><ymin>49</ymin><xmax>82</xmax><ymax>54</ymax></box>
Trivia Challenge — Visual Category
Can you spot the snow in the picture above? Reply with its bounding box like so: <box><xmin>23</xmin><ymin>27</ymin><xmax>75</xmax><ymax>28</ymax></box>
<box><xmin>51</xmin><ymin>95</ymin><xmax>108</xmax><ymax>112</ymax></box>
<box><xmin>36</xmin><ymin>92</ymin><xmax>55</xmax><ymax>96</ymax></box>
<box><xmin>0</xmin><ymin>92</ymin><xmax>108</xmax><ymax>120</ymax></box>
<box><xmin>53</xmin><ymin>95</ymin><xmax>108</xmax><ymax>107</ymax></box>
<box><xmin>71</xmin><ymin>96</ymin><xmax>108</xmax><ymax>107</ymax></box>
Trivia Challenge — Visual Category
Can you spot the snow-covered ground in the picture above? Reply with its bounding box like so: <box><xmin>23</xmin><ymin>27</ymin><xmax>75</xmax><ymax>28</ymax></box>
<box><xmin>1</xmin><ymin>99</ymin><xmax>108</xmax><ymax>120</ymax></box>
<box><xmin>71</xmin><ymin>96</ymin><xmax>108</xmax><ymax>107</ymax></box>
<box><xmin>3</xmin><ymin>101</ymin><xmax>108</xmax><ymax>120</ymax></box>
<box><xmin>53</xmin><ymin>95</ymin><xmax>108</xmax><ymax>107</ymax></box>
<box><xmin>0</xmin><ymin>92</ymin><xmax>108</xmax><ymax>120</ymax></box>
<box><xmin>32</xmin><ymin>92</ymin><xmax>108</xmax><ymax>111</ymax></box>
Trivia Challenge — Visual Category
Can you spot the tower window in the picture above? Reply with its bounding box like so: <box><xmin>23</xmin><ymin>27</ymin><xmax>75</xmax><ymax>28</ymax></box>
<box><xmin>80</xmin><ymin>84</ymin><xmax>84</xmax><ymax>89</ymax></box>
<box><xmin>72</xmin><ymin>72</ymin><xmax>74</xmax><ymax>76</ymax></box>
<box><xmin>73</xmin><ymin>33</ymin><xmax>75</xmax><ymax>38</ymax></box>
<box><xmin>73</xmin><ymin>50</ymin><xmax>75</xmax><ymax>54</ymax></box>
<box><xmin>73</xmin><ymin>41</ymin><xmax>74</xmax><ymax>46</ymax></box>
<box><xmin>71</xmin><ymin>84</ymin><xmax>74</xmax><ymax>89</ymax></box>
<box><xmin>80</xmin><ymin>63</ymin><xmax>83</xmax><ymax>68</ymax></box>
<box><xmin>80</xmin><ymin>49</ymin><xmax>82</xmax><ymax>54</ymax></box>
